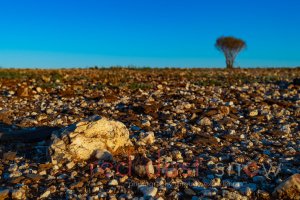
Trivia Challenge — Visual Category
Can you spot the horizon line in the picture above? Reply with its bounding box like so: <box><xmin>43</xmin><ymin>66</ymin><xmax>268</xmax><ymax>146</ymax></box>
<box><xmin>0</xmin><ymin>66</ymin><xmax>299</xmax><ymax>70</ymax></box>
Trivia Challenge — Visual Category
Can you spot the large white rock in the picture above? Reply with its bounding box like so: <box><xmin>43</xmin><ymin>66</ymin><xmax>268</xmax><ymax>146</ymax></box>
<box><xmin>49</xmin><ymin>115</ymin><xmax>132</xmax><ymax>163</ymax></box>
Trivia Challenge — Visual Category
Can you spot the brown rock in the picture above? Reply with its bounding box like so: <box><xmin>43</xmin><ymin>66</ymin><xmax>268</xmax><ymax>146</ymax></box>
<box><xmin>132</xmin><ymin>154</ymin><xmax>155</xmax><ymax>178</ymax></box>
<box><xmin>17</xmin><ymin>87</ymin><xmax>29</xmax><ymax>97</ymax></box>
<box><xmin>38</xmin><ymin>163</ymin><xmax>53</xmax><ymax>172</ymax></box>
<box><xmin>9</xmin><ymin>176</ymin><xmax>25</xmax><ymax>184</ymax></box>
<box><xmin>192</xmin><ymin>133</ymin><xmax>218</xmax><ymax>146</ymax></box>
<box><xmin>41</xmin><ymin>75</ymin><xmax>51</xmax><ymax>82</ymax></box>
<box><xmin>11</xmin><ymin>188</ymin><xmax>26</xmax><ymax>200</ymax></box>
<box><xmin>257</xmin><ymin>190</ymin><xmax>270</xmax><ymax>200</ymax></box>
<box><xmin>222</xmin><ymin>134</ymin><xmax>241</xmax><ymax>142</ymax></box>
<box><xmin>0</xmin><ymin>110</ymin><xmax>13</xmax><ymax>124</ymax></box>
<box><xmin>272</xmin><ymin>174</ymin><xmax>300</xmax><ymax>199</ymax></box>
<box><xmin>205</xmin><ymin>109</ymin><xmax>218</xmax><ymax>116</ymax></box>
<box><xmin>3</xmin><ymin>151</ymin><xmax>17</xmax><ymax>161</ymax></box>
<box><xmin>229</xmin><ymin>113</ymin><xmax>239</xmax><ymax>120</ymax></box>
<box><xmin>199</xmin><ymin>117</ymin><xmax>212</xmax><ymax>126</ymax></box>
<box><xmin>0</xmin><ymin>189</ymin><xmax>10</xmax><ymax>200</ymax></box>
<box><xmin>219</xmin><ymin>106</ymin><xmax>230</xmax><ymax>115</ymax></box>
<box><xmin>25</xmin><ymin>174</ymin><xmax>43</xmax><ymax>182</ymax></box>
<box><xmin>70</xmin><ymin>181</ymin><xmax>84</xmax><ymax>189</ymax></box>
<box><xmin>137</xmin><ymin>132</ymin><xmax>155</xmax><ymax>145</ymax></box>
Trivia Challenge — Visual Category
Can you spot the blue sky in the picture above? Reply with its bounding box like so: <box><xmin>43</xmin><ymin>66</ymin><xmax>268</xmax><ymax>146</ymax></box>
<box><xmin>0</xmin><ymin>0</ymin><xmax>299</xmax><ymax>68</ymax></box>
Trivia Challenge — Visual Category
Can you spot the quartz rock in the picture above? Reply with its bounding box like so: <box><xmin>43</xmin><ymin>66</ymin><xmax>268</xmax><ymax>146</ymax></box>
<box><xmin>49</xmin><ymin>115</ymin><xmax>132</xmax><ymax>163</ymax></box>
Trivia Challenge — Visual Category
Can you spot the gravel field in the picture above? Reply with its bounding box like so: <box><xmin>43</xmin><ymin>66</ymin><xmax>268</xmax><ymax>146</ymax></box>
<box><xmin>0</xmin><ymin>68</ymin><xmax>299</xmax><ymax>199</ymax></box>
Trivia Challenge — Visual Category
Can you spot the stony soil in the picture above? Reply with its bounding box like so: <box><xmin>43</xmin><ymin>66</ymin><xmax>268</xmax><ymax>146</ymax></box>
<box><xmin>0</xmin><ymin>68</ymin><xmax>299</xmax><ymax>199</ymax></box>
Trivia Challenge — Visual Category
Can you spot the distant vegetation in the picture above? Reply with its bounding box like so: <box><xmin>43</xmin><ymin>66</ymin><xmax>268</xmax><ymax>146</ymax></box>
<box><xmin>215</xmin><ymin>36</ymin><xmax>246</xmax><ymax>69</ymax></box>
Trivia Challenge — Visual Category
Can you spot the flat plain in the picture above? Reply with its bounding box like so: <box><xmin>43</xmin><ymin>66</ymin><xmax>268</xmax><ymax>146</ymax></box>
<box><xmin>0</xmin><ymin>68</ymin><xmax>299</xmax><ymax>199</ymax></box>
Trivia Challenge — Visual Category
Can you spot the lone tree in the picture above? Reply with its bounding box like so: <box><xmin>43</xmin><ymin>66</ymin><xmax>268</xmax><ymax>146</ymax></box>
<box><xmin>215</xmin><ymin>36</ymin><xmax>246</xmax><ymax>69</ymax></box>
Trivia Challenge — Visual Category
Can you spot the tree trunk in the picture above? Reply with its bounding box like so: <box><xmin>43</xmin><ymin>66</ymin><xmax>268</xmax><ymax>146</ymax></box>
<box><xmin>226</xmin><ymin>59</ymin><xmax>233</xmax><ymax>69</ymax></box>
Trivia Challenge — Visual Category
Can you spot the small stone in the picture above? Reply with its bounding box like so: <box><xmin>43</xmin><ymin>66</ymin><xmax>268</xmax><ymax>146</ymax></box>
<box><xmin>192</xmin><ymin>134</ymin><xmax>218</xmax><ymax>146</ymax></box>
<box><xmin>8</xmin><ymin>164</ymin><xmax>18</xmax><ymax>172</ymax></box>
<box><xmin>142</xmin><ymin>120</ymin><xmax>151</xmax><ymax>127</ymax></box>
<box><xmin>90</xmin><ymin>186</ymin><xmax>99</xmax><ymax>193</ymax></box>
<box><xmin>108</xmin><ymin>194</ymin><xmax>117</xmax><ymax>200</ymax></box>
<box><xmin>49</xmin><ymin>185</ymin><xmax>57</xmax><ymax>193</ymax></box>
<box><xmin>119</xmin><ymin>175</ymin><xmax>128</xmax><ymax>183</ymax></box>
<box><xmin>172</xmin><ymin>150</ymin><xmax>183</xmax><ymax>160</ymax></box>
<box><xmin>139</xmin><ymin>186</ymin><xmax>158</xmax><ymax>197</ymax></box>
<box><xmin>70</xmin><ymin>181</ymin><xmax>84</xmax><ymax>189</ymax></box>
<box><xmin>55</xmin><ymin>118</ymin><xmax>63</xmax><ymax>125</ymax></box>
<box><xmin>201</xmin><ymin>189</ymin><xmax>216</xmax><ymax>196</ymax></box>
<box><xmin>80</xmin><ymin>102</ymin><xmax>88</xmax><ymax>108</ymax></box>
<box><xmin>9</xmin><ymin>176</ymin><xmax>25</xmax><ymax>184</ymax></box>
<box><xmin>240</xmin><ymin>187</ymin><xmax>252</xmax><ymax>196</ymax></box>
<box><xmin>8</xmin><ymin>90</ymin><xmax>15</xmax><ymax>95</ymax></box>
<box><xmin>226</xmin><ymin>101</ymin><xmax>234</xmax><ymax>106</ymax></box>
<box><xmin>42</xmin><ymin>75</ymin><xmax>51</xmax><ymax>82</ymax></box>
<box><xmin>219</xmin><ymin>106</ymin><xmax>230</xmax><ymax>115</ymax></box>
<box><xmin>37</xmin><ymin>114</ymin><xmax>48</xmax><ymax>121</ymax></box>
<box><xmin>108</xmin><ymin>179</ymin><xmax>118</xmax><ymax>186</ymax></box>
<box><xmin>36</xmin><ymin>87</ymin><xmax>43</xmax><ymax>93</ymax></box>
<box><xmin>12</xmin><ymin>188</ymin><xmax>26</xmax><ymax>200</ymax></box>
<box><xmin>199</xmin><ymin>117</ymin><xmax>212</xmax><ymax>126</ymax></box>
<box><xmin>138</xmin><ymin>131</ymin><xmax>155</xmax><ymax>145</ymax></box>
<box><xmin>17</xmin><ymin>87</ymin><xmax>29</xmax><ymax>97</ymax></box>
<box><xmin>39</xmin><ymin>163</ymin><xmax>53</xmax><ymax>171</ymax></box>
<box><xmin>132</xmin><ymin>154</ymin><xmax>155</xmax><ymax>178</ymax></box>
<box><xmin>9</xmin><ymin>171</ymin><xmax>22</xmax><ymax>178</ymax></box>
<box><xmin>53</xmin><ymin>165</ymin><xmax>59</xmax><ymax>171</ymax></box>
<box><xmin>211</xmin><ymin>178</ymin><xmax>221</xmax><ymax>187</ymax></box>
<box><xmin>66</xmin><ymin>162</ymin><xmax>75</xmax><ymax>170</ymax></box>
<box><xmin>40</xmin><ymin>190</ymin><xmax>51</xmax><ymax>199</ymax></box>
<box><xmin>26</xmin><ymin>174</ymin><xmax>43</xmax><ymax>182</ymax></box>
<box><xmin>99</xmin><ymin>192</ymin><xmax>107</xmax><ymax>198</ymax></box>
<box><xmin>157</xmin><ymin>85</ymin><xmax>163</xmax><ymax>90</ymax></box>
<box><xmin>222</xmin><ymin>190</ymin><xmax>246</xmax><ymax>200</ymax></box>
<box><xmin>164</xmin><ymin>168</ymin><xmax>179</xmax><ymax>178</ymax></box>
<box><xmin>257</xmin><ymin>190</ymin><xmax>270</xmax><ymax>199</ymax></box>
<box><xmin>249</xmin><ymin>110</ymin><xmax>258</xmax><ymax>117</ymax></box>
<box><xmin>280</xmin><ymin>125</ymin><xmax>291</xmax><ymax>134</ymax></box>
<box><xmin>95</xmin><ymin>149</ymin><xmax>113</xmax><ymax>161</ymax></box>
<box><xmin>232</xmin><ymin>182</ymin><xmax>244</xmax><ymax>189</ymax></box>
<box><xmin>46</xmin><ymin>108</ymin><xmax>53</xmax><ymax>115</ymax></box>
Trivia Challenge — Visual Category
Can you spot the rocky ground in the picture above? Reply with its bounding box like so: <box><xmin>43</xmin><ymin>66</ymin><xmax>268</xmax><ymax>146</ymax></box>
<box><xmin>0</xmin><ymin>68</ymin><xmax>300</xmax><ymax>199</ymax></box>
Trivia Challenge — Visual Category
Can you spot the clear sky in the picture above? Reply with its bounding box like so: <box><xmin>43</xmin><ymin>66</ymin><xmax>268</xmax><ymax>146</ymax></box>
<box><xmin>0</xmin><ymin>0</ymin><xmax>299</xmax><ymax>68</ymax></box>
